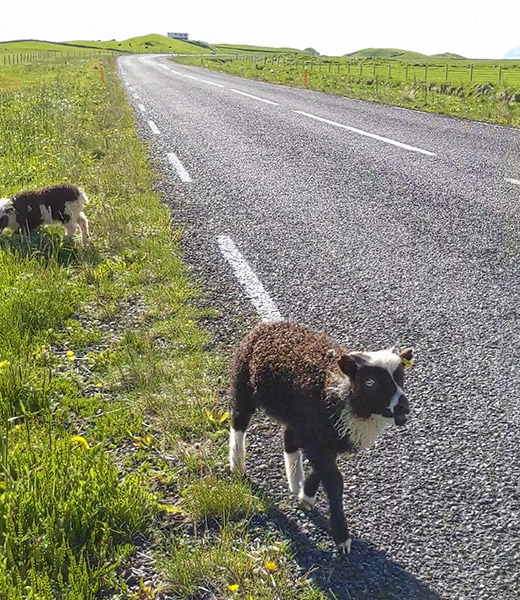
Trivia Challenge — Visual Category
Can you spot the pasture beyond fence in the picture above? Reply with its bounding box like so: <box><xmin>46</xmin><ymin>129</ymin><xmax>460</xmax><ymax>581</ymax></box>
<box><xmin>204</xmin><ymin>54</ymin><xmax>520</xmax><ymax>89</ymax></box>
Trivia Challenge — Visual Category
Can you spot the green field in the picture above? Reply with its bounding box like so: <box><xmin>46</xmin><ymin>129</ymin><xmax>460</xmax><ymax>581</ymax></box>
<box><xmin>175</xmin><ymin>53</ymin><xmax>520</xmax><ymax>126</ymax></box>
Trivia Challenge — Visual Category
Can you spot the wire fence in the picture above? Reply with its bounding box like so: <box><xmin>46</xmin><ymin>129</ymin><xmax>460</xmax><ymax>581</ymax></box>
<box><xmin>213</xmin><ymin>54</ymin><xmax>520</xmax><ymax>89</ymax></box>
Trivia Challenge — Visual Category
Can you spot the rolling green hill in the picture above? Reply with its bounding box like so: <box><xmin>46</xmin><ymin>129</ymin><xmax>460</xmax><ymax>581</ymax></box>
<box><xmin>66</xmin><ymin>33</ymin><xmax>212</xmax><ymax>54</ymax></box>
<box><xmin>344</xmin><ymin>47</ymin><xmax>468</xmax><ymax>60</ymax></box>
<box><xmin>344</xmin><ymin>47</ymin><xmax>429</xmax><ymax>59</ymax></box>
<box><xmin>214</xmin><ymin>43</ymin><xmax>307</xmax><ymax>55</ymax></box>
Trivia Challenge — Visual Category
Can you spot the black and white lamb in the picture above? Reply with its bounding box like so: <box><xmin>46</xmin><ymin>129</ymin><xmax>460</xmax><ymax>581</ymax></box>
<box><xmin>229</xmin><ymin>320</ymin><xmax>413</xmax><ymax>554</ymax></box>
<box><xmin>0</xmin><ymin>184</ymin><xmax>90</xmax><ymax>245</ymax></box>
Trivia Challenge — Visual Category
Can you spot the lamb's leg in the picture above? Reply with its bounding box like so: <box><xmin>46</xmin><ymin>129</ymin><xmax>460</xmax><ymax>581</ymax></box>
<box><xmin>283</xmin><ymin>426</ymin><xmax>304</xmax><ymax>495</ymax></box>
<box><xmin>229</xmin><ymin>380</ymin><xmax>255</xmax><ymax>475</ymax></box>
<box><xmin>307</xmin><ymin>450</ymin><xmax>351</xmax><ymax>554</ymax></box>
<box><xmin>64</xmin><ymin>220</ymin><xmax>78</xmax><ymax>241</ymax></box>
<box><xmin>299</xmin><ymin>469</ymin><xmax>320</xmax><ymax>508</ymax></box>
<box><xmin>77</xmin><ymin>212</ymin><xmax>90</xmax><ymax>245</ymax></box>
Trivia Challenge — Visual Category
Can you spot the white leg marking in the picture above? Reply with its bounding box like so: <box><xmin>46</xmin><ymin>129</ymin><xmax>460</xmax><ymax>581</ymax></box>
<box><xmin>284</xmin><ymin>451</ymin><xmax>304</xmax><ymax>495</ymax></box>
<box><xmin>64</xmin><ymin>221</ymin><xmax>78</xmax><ymax>239</ymax></box>
<box><xmin>337</xmin><ymin>537</ymin><xmax>353</xmax><ymax>554</ymax></box>
<box><xmin>77</xmin><ymin>213</ymin><xmax>90</xmax><ymax>245</ymax></box>
<box><xmin>298</xmin><ymin>488</ymin><xmax>317</xmax><ymax>508</ymax></box>
<box><xmin>229</xmin><ymin>428</ymin><xmax>246</xmax><ymax>474</ymax></box>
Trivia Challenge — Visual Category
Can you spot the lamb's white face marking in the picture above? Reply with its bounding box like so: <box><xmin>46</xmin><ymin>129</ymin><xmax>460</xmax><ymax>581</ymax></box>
<box><xmin>359</xmin><ymin>349</ymin><xmax>406</xmax><ymax>418</ymax></box>
<box><xmin>284</xmin><ymin>450</ymin><xmax>305</xmax><ymax>495</ymax></box>
<box><xmin>229</xmin><ymin>428</ymin><xmax>246</xmax><ymax>474</ymax></box>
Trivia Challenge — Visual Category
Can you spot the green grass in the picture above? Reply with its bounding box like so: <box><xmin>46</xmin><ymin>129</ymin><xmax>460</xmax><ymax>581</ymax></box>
<box><xmin>175</xmin><ymin>54</ymin><xmax>520</xmax><ymax>127</ymax></box>
<box><xmin>161</xmin><ymin>522</ymin><xmax>329</xmax><ymax>600</ymax></box>
<box><xmin>0</xmin><ymin>56</ymin><xmax>220</xmax><ymax>597</ymax></box>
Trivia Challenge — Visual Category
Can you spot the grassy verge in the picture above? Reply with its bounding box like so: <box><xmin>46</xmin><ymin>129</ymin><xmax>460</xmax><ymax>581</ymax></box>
<box><xmin>0</xmin><ymin>59</ymin><xmax>330</xmax><ymax>598</ymax></box>
<box><xmin>0</xmin><ymin>57</ymin><xmax>219</xmax><ymax>597</ymax></box>
<box><xmin>174</xmin><ymin>55</ymin><xmax>520</xmax><ymax>127</ymax></box>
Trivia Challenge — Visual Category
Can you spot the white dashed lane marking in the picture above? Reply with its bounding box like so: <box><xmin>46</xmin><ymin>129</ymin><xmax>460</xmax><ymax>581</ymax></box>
<box><xmin>167</xmin><ymin>152</ymin><xmax>192</xmax><ymax>182</ymax></box>
<box><xmin>231</xmin><ymin>89</ymin><xmax>279</xmax><ymax>105</ymax></box>
<box><xmin>201</xmin><ymin>79</ymin><xmax>225</xmax><ymax>88</ymax></box>
<box><xmin>294</xmin><ymin>110</ymin><xmax>436</xmax><ymax>156</ymax></box>
<box><xmin>217</xmin><ymin>235</ymin><xmax>282</xmax><ymax>322</ymax></box>
<box><xmin>138</xmin><ymin>104</ymin><xmax>146</xmax><ymax>113</ymax></box>
<box><xmin>505</xmin><ymin>177</ymin><xmax>520</xmax><ymax>186</ymax></box>
<box><xmin>147</xmin><ymin>120</ymin><xmax>160</xmax><ymax>135</ymax></box>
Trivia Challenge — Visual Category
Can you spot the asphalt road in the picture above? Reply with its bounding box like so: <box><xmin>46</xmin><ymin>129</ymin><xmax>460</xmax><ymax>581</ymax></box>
<box><xmin>119</xmin><ymin>54</ymin><xmax>520</xmax><ymax>600</ymax></box>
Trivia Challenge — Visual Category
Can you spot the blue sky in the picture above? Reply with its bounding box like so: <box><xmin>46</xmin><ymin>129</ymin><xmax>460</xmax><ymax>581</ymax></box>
<box><xmin>2</xmin><ymin>0</ymin><xmax>519</xmax><ymax>59</ymax></box>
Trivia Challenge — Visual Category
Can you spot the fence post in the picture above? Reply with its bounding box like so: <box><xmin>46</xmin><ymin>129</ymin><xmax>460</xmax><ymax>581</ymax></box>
<box><xmin>405</xmin><ymin>64</ymin><xmax>409</xmax><ymax>80</ymax></box>
<box><xmin>445</xmin><ymin>63</ymin><xmax>449</xmax><ymax>81</ymax></box>
<box><xmin>470</xmin><ymin>64</ymin><xmax>473</xmax><ymax>82</ymax></box>
<box><xmin>498</xmin><ymin>66</ymin><xmax>502</xmax><ymax>85</ymax></box>
<box><xmin>388</xmin><ymin>64</ymin><xmax>391</xmax><ymax>79</ymax></box>
<box><xmin>425</xmin><ymin>65</ymin><xmax>428</xmax><ymax>82</ymax></box>
<box><xmin>360</xmin><ymin>62</ymin><xmax>363</xmax><ymax>76</ymax></box>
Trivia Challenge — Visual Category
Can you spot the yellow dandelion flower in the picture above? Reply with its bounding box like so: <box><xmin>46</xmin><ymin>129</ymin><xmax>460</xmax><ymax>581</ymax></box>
<box><xmin>71</xmin><ymin>435</ymin><xmax>90</xmax><ymax>450</ymax></box>
<box><xmin>0</xmin><ymin>360</ymin><xmax>10</xmax><ymax>369</ymax></box>
<box><xmin>228</xmin><ymin>584</ymin><xmax>239</xmax><ymax>592</ymax></box>
<box><xmin>265</xmin><ymin>560</ymin><xmax>278</xmax><ymax>572</ymax></box>
<box><xmin>67</xmin><ymin>350</ymin><xmax>76</xmax><ymax>361</ymax></box>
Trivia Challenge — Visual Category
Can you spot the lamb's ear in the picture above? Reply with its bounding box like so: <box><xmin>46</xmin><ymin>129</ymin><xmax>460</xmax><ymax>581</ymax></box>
<box><xmin>400</xmin><ymin>348</ymin><xmax>414</xmax><ymax>367</ymax></box>
<box><xmin>337</xmin><ymin>353</ymin><xmax>364</xmax><ymax>378</ymax></box>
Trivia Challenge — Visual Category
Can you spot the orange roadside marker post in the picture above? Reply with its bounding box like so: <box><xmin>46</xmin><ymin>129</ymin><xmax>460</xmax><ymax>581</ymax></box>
<box><xmin>99</xmin><ymin>64</ymin><xmax>106</xmax><ymax>84</ymax></box>
<box><xmin>303</xmin><ymin>69</ymin><xmax>309</xmax><ymax>87</ymax></box>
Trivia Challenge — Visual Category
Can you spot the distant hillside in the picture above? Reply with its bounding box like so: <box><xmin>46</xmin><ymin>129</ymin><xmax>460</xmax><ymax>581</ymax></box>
<box><xmin>505</xmin><ymin>46</ymin><xmax>520</xmax><ymax>59</ymax></box>
<box><xmin>65</xmin><ymin>34</ymin><xmax>212</xmax><ymax>54</ymax></box>
<box><xmin>214</xmin><ymin>43</ymin><xmax>306</xmax><ymax>55</ymax></box>
<box><xmin>344</xmin><ymin>48</ymin><xmax>428</xmax><ymax>59</ymax></box>
<box><xmin>430</xmin><ymin>52</ymin><xmax>466</xmax><ymax>59</ymax></box>
<box><xmin>344</xmin><ymin>47</ymin><xmax>467</xmax><ymax>60</ymax></box>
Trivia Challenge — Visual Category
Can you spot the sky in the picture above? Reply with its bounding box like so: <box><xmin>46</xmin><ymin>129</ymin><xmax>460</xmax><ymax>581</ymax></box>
<box><xmin>1</xmin><ymin>0</ymin><xmax>519</xmax><ymax>59</ymax></box>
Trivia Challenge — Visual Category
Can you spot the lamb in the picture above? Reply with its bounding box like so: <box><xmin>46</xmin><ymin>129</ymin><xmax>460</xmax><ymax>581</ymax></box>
<box><xmin>0</xmin><ymin>184</ymin><xmax>90</xmax><ymax>245</ymax></box>
<box><xmin>229</xmin><ymin>320</ymin><xmax>413</xmax><ymax>554</ymax></box>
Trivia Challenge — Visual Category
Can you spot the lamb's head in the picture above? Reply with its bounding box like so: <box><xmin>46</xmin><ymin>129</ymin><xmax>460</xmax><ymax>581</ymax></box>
<box><xmin>0</xmin><ymin>199</ymin><xmax>16</xmax><ymax>232</ymax></box>
<box><xmin>337</xmin><ymin>348</ymin><xmax>413</xmax><ymax>426</ymax></box>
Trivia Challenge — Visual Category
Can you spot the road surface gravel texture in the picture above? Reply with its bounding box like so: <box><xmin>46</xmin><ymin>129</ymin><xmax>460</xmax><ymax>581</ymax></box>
<box><xmin>119</xmin><ymin>55</ymin><xmax>520</xmax><ymax>600</ymax></box>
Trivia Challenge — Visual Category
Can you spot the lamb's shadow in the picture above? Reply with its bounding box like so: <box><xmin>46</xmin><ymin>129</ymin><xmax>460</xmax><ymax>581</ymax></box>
<box><xmin>0</xmin><ymin>230</ymin><xmax>101</xmax><ymax>266</ymax></box>
<box><xmin>249</xmin><ymin>485</ymin><xmax>440</xmax><ymax>600</ymax></box>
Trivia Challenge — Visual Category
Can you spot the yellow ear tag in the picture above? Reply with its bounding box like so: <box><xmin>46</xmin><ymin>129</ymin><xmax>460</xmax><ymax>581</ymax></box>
<box><xmin>402</xmin><ymin>358</ymin><xmax>414</xmax><ymax>369</ymax></box>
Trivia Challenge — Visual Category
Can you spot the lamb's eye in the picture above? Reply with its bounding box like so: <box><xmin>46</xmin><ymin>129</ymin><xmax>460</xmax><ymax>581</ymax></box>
<box><xmin>365</xmin><ymin>378</ymin><xmax>375</xmax><ymax>387</ymax></box>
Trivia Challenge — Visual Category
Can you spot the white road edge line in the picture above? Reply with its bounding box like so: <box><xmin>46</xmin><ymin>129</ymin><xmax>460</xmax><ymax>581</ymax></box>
<box><xmin>201</xmin><ymin>79</ymin><xmax>225</xmax><ymax>88</ymax></box>
<box><xmin>183</xmin><ymin>74</ymin><xmax>199</xmax><ymax>80</ymax></box>
<box><xmin>138</xmin><ymin>103</ymin><xmax>146</xmax><ymax>113</ymax></box>
<box><xmin>231</xmin><ymin>89</ymin><xmax>279</xmax><ymax>105</ymax></box>
<box><xmin>294</xmin><ymin>110</ymin><xmax>436</xmax><ymax>156</ymax></box>
<box><xmin>147</xmin><ymin>120</ymin><xmax>160</xmax><ymax>135</ymax></box>
<box><xmin>505</xmin><ymin>177</ymin><xmax>520</xmax><ymax>185</ymax></box>
<box><xmin>217</xmin><ymin>235</ymin><xmax>282</xmax><ymax>322</ymax></box>
<box><xmin>167</xmin><ymin>152</ymin><xmax>192</xmax><ymax>182</ymax></box>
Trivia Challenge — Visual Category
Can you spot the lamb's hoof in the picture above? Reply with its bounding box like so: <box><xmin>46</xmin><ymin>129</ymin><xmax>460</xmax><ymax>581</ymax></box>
<box><xmin>298</xmin><ymin>489</ymin><xmax>317</xmax><ymax>510</ymax></box>
<box><xmin>336</xmin><ymin>537</ymin><xmax>352</xmax><ymax>555</ymax></box>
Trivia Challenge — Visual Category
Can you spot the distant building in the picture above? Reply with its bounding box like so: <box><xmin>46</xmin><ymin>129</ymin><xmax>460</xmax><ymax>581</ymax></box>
<box><xmin>167</xmin><ymin>32</ymin><xmax>189</xmax><ymax>41</ymax></box>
